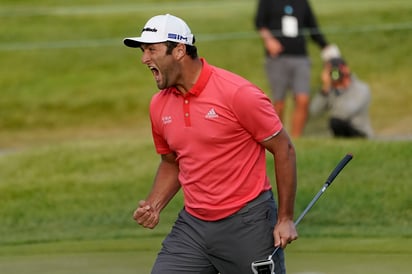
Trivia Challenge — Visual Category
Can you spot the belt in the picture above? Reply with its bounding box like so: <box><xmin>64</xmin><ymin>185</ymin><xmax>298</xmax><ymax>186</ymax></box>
<box><xmin>236</xmin><ymin>190</ymin><xmax>272</xmax><ymax>214</ymax></box>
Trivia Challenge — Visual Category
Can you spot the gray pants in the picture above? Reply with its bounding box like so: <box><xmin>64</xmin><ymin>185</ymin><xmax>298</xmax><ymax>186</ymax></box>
<box><xmin>265</xmin><ymin>56</ymin><xmax>311</xmax><ymax>101</ymax></box>
<box><xmin>151</xmin><ymin>191</ymin><xmax>286</xmax><ymax>274</ymax></box>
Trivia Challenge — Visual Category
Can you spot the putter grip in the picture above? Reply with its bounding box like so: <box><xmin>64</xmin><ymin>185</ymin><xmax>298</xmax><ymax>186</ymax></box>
<box><xmin>325</xmin><ymin>153</ymin><xmax>353</xmax><ymax>186</ymax></box>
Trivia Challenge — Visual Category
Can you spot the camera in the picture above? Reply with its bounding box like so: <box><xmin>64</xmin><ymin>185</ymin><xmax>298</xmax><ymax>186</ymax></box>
<box><xmin>330</xmin><ymin>66</ymin><xmax>343</xmax><ymax>82</ymax></box>
<box><xmin>329</xmin><ymin>58</ymin><xmax>346</xmax><ymax>82</ymax></box>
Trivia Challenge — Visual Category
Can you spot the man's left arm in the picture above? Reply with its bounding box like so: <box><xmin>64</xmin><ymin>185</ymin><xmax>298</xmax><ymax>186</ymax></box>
<box><xmin>261</xmin><ymin>129</ymin><xmax>298</xmax><ymax>248</ymax></box>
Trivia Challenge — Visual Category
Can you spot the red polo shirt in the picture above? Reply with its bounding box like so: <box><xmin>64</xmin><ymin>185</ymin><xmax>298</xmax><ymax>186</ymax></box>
<box><xmin>150</xmin><ymin>58</ymin><xmax>283</xmax><ymax>221</ymax></box>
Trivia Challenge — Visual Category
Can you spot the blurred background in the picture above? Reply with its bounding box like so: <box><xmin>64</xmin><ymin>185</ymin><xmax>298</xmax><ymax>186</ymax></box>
<box><xmin>1</xmin><ymin>0</ymin><xmax>411</xmax><ymax>147</ymax></box>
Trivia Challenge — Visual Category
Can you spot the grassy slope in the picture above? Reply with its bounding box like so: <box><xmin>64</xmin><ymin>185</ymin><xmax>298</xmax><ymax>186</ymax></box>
<box><xmin>0</xmin><ymin>138</ymin><xmax>411</xmax><ymax>246</ymax></box>
<box><xmin>0</xmin><ymin>138</ymin><xmax>411</xmax><ymax>273</ymax></box>
<box><xmin>1</xmin><ymin>0</ymin><xmax>412</xmax><ymax>147</ymax></box>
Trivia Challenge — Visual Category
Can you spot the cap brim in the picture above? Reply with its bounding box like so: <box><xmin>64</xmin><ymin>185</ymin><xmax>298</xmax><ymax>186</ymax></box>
<box><xmin>123</xmin><ymin>38</ymin><xmax>142</xmax><ymax>48</ymax></box>
<box><xmin>123</xmin><ymin>37</ymin><xmax>169</xmax><ymax>48</ymax></box>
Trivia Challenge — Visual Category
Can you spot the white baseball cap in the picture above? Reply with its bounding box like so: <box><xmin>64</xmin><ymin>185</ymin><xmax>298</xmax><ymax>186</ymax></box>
<box><xmin>123</xmin><ymin>14</ymin><xmax>195</xmax><ymax>48</ymax></box>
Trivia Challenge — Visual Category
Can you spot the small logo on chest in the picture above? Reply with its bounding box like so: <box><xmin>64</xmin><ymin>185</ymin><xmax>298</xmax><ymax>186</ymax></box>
<box><xmin>162</xmin><ymin>116</ymin><xmax>172</xmax><ymax>124</ymax></box>
<box><xmin>205</xmin><ymin>108</ymin><xmax>219</xmax><ymax>119</ymax></box>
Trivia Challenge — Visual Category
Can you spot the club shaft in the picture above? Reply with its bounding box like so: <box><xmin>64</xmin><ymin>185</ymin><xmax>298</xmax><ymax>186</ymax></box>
<box><xmin>294</xmin><ymin>185</ymin><xmax>327</xmax><ymax>226</ymax></box>
<box><xmin>269</xmin><ymin>154</ymin><xmax>353</xmax><ymax>258</ymax></box>
<box><xmin>270</xmin><ymin>187</ymin><xmax>327</xmax><ymax>257</ymax></box>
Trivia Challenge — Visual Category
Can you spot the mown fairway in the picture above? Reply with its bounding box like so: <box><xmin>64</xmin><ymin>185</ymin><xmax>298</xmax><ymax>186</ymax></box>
<box><xmin>1</xmin><ymin>0</ymin><xmax>411</xmax><ymax>273</ymax></box>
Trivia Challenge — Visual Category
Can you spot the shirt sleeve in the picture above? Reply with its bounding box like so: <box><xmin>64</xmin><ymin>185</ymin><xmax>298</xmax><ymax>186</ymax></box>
<box><xmin>304</xmin><ymin>0</ymin><xmax>328</xmax><ymax>48</ymax></box>
<box><xmin>150</xmin><ymin>93</ymin><xmax>172</xmax><ymax>155</ymax></box>
<box><xmin>232</xmin><ymin>84</ymin><xmax>283</xmax><ymax>142</ymax></box>
<box><xmin>254</xmin><ymin>0</ymin><xmax>270</xmax><ymax>29</ymax></box>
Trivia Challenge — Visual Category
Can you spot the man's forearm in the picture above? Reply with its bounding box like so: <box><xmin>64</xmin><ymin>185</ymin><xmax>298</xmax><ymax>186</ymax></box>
<box><xmin>274</xmin><ymin>144</ymin><xmax>297</xmax><ymax>222</ymax></box>
<box><xmin>259</xmin><ymin>28</ymin><xmax>273</xmax><ymax>40</ymax></box>
<box><xmin>146</xmin><ymin>157</ymin><xmax>181</xmax><ymax>213</ymax></box>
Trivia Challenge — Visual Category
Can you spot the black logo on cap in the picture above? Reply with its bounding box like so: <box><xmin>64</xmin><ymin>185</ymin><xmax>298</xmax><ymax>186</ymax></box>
<box><xmin>142</xmin><ymin>27</ymin><xmax>158</xmax><ymax>33</ymax></box>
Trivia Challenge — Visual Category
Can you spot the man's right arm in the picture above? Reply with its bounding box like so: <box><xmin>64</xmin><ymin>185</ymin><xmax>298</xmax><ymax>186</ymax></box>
<box><xmin>258</xmin><ymin>28</ymin><xmax>284</xmax><ymax>57</ymax></box>
<box><xmin>261</xmin><ymin>130</ymin><xmax>298</xmax><ymax>248</ymax></box>
<box><xmin>133</xmin><ymin>152</ymin><xmax>181</xmax><ymax>229</ymax></box>
<box><xmin>310</xmin><ymin>65</ymin><xmax>331</xmax><ymax>116</ymax></box>
<box><xmin>255</xmin><ymin>0</ymin><xmax>283</xmax><ymax>57</ymax></box>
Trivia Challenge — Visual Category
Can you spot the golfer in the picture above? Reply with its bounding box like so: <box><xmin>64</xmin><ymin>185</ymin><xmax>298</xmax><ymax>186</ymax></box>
<box><xmin>124</xmin><ymin>14</ymin><xmax>298</xmax><ymax>274</ymax></box>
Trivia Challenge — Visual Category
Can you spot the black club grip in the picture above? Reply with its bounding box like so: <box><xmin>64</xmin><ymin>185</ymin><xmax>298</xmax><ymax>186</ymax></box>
<box><xmin>325</xmin><ymin>153</ymin><xmax>353</xmax><ymax>186</ymax></box>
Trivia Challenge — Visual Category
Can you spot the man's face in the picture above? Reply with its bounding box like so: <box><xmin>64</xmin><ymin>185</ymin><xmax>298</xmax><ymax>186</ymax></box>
<box><xmin>140</xmin><ymin>43</ymin><xmax>177</xmax><ymax>89</ymax></box>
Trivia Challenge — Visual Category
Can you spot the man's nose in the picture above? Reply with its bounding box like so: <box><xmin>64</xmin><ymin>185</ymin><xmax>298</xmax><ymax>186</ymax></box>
<box><xmin>141</xmin><ymin>51</ymin><xmax>150</xmax><ymax>64</ymax></box>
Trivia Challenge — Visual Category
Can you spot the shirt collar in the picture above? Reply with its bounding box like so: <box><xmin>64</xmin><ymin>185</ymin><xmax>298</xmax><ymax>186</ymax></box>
<box><xmin>170</xmin><ymin>58</ymin><xmax>212</xmax><ymax>96</ymax></box>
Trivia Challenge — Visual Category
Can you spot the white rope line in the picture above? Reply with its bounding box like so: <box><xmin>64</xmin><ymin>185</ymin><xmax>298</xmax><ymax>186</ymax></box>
<box><xmin>0</xmin><ymin>1</ymin><xmax>249</xmax><ymax>17</ymax></box>
<box><xmin>1</xmin><ymin>22</ymin><xmax>411</xmax><ymax>52</ymax></box>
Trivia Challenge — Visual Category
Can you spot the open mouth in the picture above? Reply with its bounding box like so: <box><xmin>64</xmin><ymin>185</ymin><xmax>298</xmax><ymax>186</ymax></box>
<box><xmin>149</xmin><ymin>66</ymin><xmax>160</xmax><ymax>82</ymax></box>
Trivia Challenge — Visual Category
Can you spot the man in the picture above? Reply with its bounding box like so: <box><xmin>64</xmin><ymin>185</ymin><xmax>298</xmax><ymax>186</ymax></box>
<box><xmin>310</xmin><ymin>57</ymin><xmax>374</xmax><ymax>138</ymax></box>
<box><xmin>123</xmin><ymin>14</ymin><xmax>298</xmax><ymax>273</ymax></box>
<box><xmin>255</xmin><ymin>0</ymin><xmax>338</xmax><ymax>138</ymax></box>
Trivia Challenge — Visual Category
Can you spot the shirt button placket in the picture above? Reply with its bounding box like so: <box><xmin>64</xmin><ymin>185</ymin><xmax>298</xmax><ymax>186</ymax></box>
<box><xmin>183</xmin><ymin>98</ymin><xmax>191</xmax><ymax>126</ymax></box>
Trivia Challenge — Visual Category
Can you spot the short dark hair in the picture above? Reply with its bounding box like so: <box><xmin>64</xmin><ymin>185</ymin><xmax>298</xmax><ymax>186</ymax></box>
<box><xmin>165</xmin><ymin>41</ymin><xmax>198</xmax><ymax>59</ymax></box>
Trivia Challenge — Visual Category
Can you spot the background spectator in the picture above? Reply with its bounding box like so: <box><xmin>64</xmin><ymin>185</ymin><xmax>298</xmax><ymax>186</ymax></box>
<box><xmin>310</xmin><ymin>57</ymin><xmax>374</xmax><ymax>138</ymax></box>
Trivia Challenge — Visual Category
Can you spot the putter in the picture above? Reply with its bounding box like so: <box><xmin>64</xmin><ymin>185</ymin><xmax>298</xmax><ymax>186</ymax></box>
<box><xmin>251</xmin><ymin>153</ymin><xmax>353</xmax><ymax>274</ymax></box>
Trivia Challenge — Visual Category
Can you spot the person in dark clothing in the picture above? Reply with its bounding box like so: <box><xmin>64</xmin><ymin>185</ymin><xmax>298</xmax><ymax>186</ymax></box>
<box><xmin>255</xmin><ymin>0</ymin><xmax>339</xmax><ymax>138</ymax></box>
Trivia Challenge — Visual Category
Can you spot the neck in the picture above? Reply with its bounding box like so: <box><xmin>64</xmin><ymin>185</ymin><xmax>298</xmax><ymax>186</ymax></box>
<box><xmin>175</xmin><ymin>57</ymin><xmax>203</xmax><ymax>94</ymax></box>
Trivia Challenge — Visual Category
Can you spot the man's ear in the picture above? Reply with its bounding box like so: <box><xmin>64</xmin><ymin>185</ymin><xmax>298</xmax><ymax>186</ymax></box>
<box><xmin>174</xmin><ymin>43</ymin><xmax>186</xmax><ymax>60</ymax></box>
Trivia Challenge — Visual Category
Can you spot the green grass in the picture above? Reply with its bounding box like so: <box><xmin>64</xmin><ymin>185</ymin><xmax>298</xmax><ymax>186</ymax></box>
<box><xmin>0</xmin><ymin>138</ymin><xmax>411</xmax><ymax>273</ymax></box>
<box><xmin>1</xmin><ymin>138</ymin><xmax>411</xmax><ymax>247</ymax></box>
<box><xmin>1</xmin><ymin>0</ymin><xmax>412</xmax><ymax>273</ymax></box>
<box><xmin>0</xmin><ymin>238</ymin><xmax>411</xmax><ymax>274</ymax></box>
<box><xmin>1</xmin><ymin>0</ymin><xmax>412</xmax><ymax>144</ymax></box>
